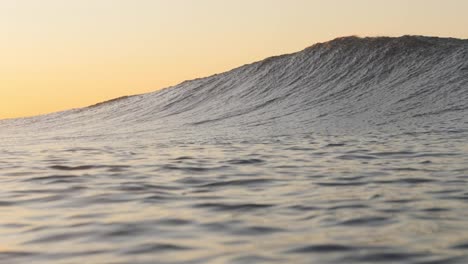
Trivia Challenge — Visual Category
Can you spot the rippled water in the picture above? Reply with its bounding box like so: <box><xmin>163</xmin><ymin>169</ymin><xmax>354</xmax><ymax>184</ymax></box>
<box><xmin>1</xmin><ymin>130</ymin><xmax>468</xmax><ymax>264</ymax></box>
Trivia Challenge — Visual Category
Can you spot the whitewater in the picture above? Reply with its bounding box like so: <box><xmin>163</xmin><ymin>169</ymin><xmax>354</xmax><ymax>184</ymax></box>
<box><xmin>0</xmin><ymin>36</ymin><xmax>468</xmax><ymax>264</ymax></box>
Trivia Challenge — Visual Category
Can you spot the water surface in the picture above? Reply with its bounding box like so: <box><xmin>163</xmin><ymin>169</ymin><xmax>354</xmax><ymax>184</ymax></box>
<box><xmin>1</xmin><ymin>131</ymin><xmax>468</xmax><ymax>264</ymax></box>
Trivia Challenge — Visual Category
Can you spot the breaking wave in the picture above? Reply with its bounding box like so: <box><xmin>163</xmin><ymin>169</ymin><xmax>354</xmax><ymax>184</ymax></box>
<box><xmin>1</xmin><ymin>35</ymin><xmax>468</xmax><ymax>140</ymax></box>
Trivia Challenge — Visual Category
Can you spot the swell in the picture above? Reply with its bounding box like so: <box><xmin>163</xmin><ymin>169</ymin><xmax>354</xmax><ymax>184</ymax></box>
<box><xmin>1</xmin><ymin>35</ymin><xmax>467</xmax><ymax>140</ymax></box>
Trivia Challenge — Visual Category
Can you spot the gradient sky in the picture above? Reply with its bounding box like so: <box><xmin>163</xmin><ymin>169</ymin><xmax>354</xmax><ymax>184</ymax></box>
<box><xmin>1</xmin><ymin>0</ymin><xmax>467</xmax><ymax>119</ymax></box>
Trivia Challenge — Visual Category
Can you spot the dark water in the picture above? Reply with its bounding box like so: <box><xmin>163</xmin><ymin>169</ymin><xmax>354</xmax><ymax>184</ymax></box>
<box><xmin>1</xmin><ymin>36</ymin><xmax>468</xmax><ymax>263</ymax></box>
<box><xmin>1</xmin><ymin>131</ymin><xmax>468</xmax><ymax>264</ymax></box>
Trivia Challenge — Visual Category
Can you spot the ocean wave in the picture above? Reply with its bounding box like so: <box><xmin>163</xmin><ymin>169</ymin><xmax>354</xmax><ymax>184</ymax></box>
<box><xmin>1</xmin><ymin>35</ymin><xmax>467</xmax><ymax>139</ymax></box>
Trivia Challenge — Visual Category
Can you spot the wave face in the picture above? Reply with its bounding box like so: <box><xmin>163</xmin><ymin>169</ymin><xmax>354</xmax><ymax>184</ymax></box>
<box><xmin>1</xmin><ymin>36</ymin><xmax>468</xmax><ymax>141</ymax></box>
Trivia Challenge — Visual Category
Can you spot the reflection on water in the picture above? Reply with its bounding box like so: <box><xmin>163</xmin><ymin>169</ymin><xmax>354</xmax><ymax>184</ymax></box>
<box><xmin>1</xmin><ymin>132</ymin><xmax>468</xmax><ymax>264</ymax></box>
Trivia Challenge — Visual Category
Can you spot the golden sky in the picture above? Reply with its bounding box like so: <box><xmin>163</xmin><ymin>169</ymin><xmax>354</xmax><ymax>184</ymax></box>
<box><xmin>1</xmin><ymin>0</ymin><xmax>467</xmax><ymax>119</ymax></box>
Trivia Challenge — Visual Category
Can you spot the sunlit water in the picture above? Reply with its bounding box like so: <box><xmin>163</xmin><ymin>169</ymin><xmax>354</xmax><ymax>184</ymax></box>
<box><xmin>1</xmin><ymin>36</ymin><xmax>467</xmax><ymax>263</ymax></box>
<box><xmin>1</xmin><ymin>131</ymin><xmax>468</xmax><ymax>264</ymax></box>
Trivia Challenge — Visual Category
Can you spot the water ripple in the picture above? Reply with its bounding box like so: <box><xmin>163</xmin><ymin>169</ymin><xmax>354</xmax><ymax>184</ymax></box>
<box><xmin>0</xmin><ymin>134</ymin><xmax>467</xmax><ymax>263</ymax></box>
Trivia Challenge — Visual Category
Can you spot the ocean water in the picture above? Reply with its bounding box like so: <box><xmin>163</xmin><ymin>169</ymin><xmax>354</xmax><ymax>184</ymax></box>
<box><xmin>1</xmin><ymin>36</ymin><xmax>468</xmax><ymax>263</ymax></box>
